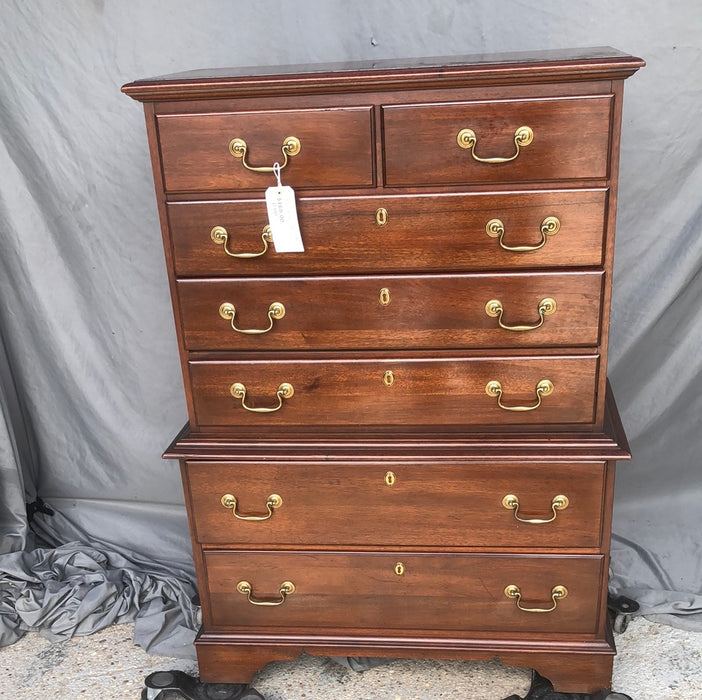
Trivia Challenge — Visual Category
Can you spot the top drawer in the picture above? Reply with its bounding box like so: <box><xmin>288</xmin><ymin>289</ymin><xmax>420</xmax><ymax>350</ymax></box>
<box><xmin>157</xmin><ymin>107</ymin><xmax>374</xmax><ymax>193</ymax></box>
<box><xmin>383</xmin><ymin>96</ymin><xmax>612</xmax><ymax>186</ymax></box>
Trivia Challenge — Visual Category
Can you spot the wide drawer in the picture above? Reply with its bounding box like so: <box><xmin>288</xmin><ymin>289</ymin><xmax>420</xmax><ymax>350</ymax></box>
<box><xmin>157</xmin><ymin>107</ymin><xmax>374</xmax><ymax>193</ymax></box>
<box><xmin>203</xmin><ymin>551</ymin><xmax>604</xmax><ymax>634</ymax></box>
<box><xmin>177</xmin><ymin>272</ymin><xmax>603</xmax><ymax>351</ymax></box>
<box><xmin>383</xmin><ymin>96</ymin><xmax>612</xmax><ymax>186</ymax></box>
<box><xmin>167</xmin><ymin>189</ymin><xmax>608</xmax><ymax>276</ymax></box>
<box><xmin>185</xmin><ymin>460</ymin><xmax>606</xmax><ymax>548</ymax></box>
<box><xmin>188</xmin><ymin>354</ymin><xmax>598</xmax><ymax>428</ymax></box>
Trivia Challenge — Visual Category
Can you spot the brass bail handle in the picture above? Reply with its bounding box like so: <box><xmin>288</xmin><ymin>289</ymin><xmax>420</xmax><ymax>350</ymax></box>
<box><xmin>502</xmin><ymin>494</ymin><xmax>570</xmax><ymax>524</ymax></box>
<box><xmin>230</xmin><ymin>382</ymin><xmax>294</xmax><ymax>413</ymax></box>
<box><xmin>504</xmin><ymin>584</ymin><xmax>568</xmax><ymax>613</ymax></box>
<box><xmin>229</xmin><ymin>136</ymin><xmax>301</xmax><ymax>173</ymax></box>
<box><xmin>237</xmin><ymin>580</ymin><xmax>296</xmax><ymax>606</ymax></box>
<box><xmin>485</xmin><ymin>379</ymin><xmax>554</xmax><ymax>412</ymax></box>
<box><xmin>485</xmin><ymin>298</ymin><xmax>557</xmax><ymax>332</ymax></box>
<box><xmin>211</xmin><ymin>224</ymin><xmax>273</xmax><ymax>259</ymax></box>
<box><xmin>219</xmin><ymin>301</ymin><xmax>285</xmax><ymax>335</ymax></box>
<box><xmin>221</xmin><ymin>493</ymin><xmax>283</xmax><ymax>521</ymax></box>
<box><xmin>457</xmin><ymin>125</ymin><xmax>533</xmax><ymax>163</ymax></box>
<box><xmin>485</xmin><ymin>216</ymin><xmax>561</xmax><ymax>253</ymax></box>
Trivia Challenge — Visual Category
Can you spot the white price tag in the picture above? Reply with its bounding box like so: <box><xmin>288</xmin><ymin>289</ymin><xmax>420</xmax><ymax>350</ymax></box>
<box><xmin>265</xmin><ymin>185</ymin><xmax>304</xmax><ymax>252</ymax></box>
<box><xmin>265</xmin><ymin>163</ymin><xmax>304</xmax><ymax>253</ymax></box>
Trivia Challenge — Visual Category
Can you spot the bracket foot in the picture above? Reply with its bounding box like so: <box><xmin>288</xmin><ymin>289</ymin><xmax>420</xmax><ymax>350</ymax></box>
<box><xmin>503</xmin><ymin>670</ymin><xmax>632</xmax><ymax>700</ymax></box>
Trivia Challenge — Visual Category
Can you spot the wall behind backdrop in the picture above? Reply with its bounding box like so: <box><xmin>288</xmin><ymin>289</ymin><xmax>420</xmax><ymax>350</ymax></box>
<box><xmin>1</xmin><ymin>0</ymin><xmax>701</xmax><ymax>656</ymax></box>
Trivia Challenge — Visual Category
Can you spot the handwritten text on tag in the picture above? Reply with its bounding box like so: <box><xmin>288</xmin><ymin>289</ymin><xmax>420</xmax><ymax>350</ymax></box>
<box><xmin>265</xmin><ymin>185</ymin><xmax>304</xmax><ymax>253</ymax></box>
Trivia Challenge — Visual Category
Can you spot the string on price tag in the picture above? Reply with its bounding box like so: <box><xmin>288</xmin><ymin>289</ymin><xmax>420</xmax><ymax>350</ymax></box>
<box><xmin>265</xmin><ymin>162</ymin><xmax>304</xmax><ymax>253</ymax></box>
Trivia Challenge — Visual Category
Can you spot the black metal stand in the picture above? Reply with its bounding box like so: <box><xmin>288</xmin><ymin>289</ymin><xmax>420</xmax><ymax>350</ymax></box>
<box><xmin>141</xmin><ymin>670</ymin><xmax>264</xmax><ymax>700</ymax></box>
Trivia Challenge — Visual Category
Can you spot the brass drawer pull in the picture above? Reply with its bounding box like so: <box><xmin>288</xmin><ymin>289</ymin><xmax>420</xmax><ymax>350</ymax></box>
<box><xmin>229</xmin><ymin>136</ymin><xmax>301</xmax><ymax>173</ymax></box>
<box><xmin>485</xmin><ymin>297</ymin><xmax>557</xmax><ymax>332</ymax></box>
<box><xmin>211</xmin><ymin>224</ymin><xmax>273</xmax><ymax>259</ymax></box>
<box><xmin>237</xmin><ymin>580</ymin><xmax>295</xmax><ymax>606</ymax></box>
<box><xmin>230</xmin><ymin>382</ymin><xmax>294</xmax><ymax>413</ymax></box>
<box><xmin>486</xmin><ymin>216</ymin><xmax>561</xmax><ymax>252</ymax></box>
<box><xmin>485</xmin><ymin>379</ymin><xmax>554</xmax><ymax>412</ymax></box>
<box><xmin>504</xmin><ymin>584</ymin><xmax>568</xmax><ymax>613</ymax></box>
<box><xmin>221</xmin><ymin>493</ymin><xmax>283</xmax><ymax>521</ymax></box>
<box><xmin>457</xmin><ymin>125</ymin><xmax>533</xmax><ymax>163</ymax></box>
<box><xmin>219</xmin><ymin>301</ymin><xmax>285</xmax><ymax>335</ymax></box>
<box><xmin>502</xmin><ymin>494</ymin><xmax>569</xmax><ymax>524</ymax></box>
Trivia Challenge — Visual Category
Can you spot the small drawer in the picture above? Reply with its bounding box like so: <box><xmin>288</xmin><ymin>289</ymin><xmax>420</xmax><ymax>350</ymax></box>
<box><xmin>157</xmin><ymin>107</ymin><xmax>374</xmax><ymax>193</ymax></box>
<box><xmin>185</xmin><ymin>460</ymin><xmax>606</xmax><ymax>548</ymax></box>
<box><xmin>203</xmin><ymin>550</ymin><xmax>604</xmax><ymax>635</ymax></box>
<box><xmin>383</xmin><ymin>96</ymin><xmax>612</xmax><ymax>186</ymax></box>
<box><xmin>177</xmin><ymin>271</ymin><xmax>603</xmax><ymax>351</ymax></box>
<box><xmin>167</xmin><ymin>189</ymin><xmax>607</xmax><ymax>276</ymax></box>
<box><xmin>188</xmin><ymin>354</ymin><xmax>598</xmax><ymax>428</ymax></box>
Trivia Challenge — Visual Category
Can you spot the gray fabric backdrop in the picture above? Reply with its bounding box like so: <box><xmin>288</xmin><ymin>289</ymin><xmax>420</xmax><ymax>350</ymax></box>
<box><xmin>1</xmin><ymin>0</ymin><xmax>701</xmax><ymax>657</ymax></box>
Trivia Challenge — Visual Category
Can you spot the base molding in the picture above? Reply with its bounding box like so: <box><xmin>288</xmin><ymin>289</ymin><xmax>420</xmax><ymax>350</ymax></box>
<box><xmin>195</xmin><ymin>631</ymin><xmax>616</xmax><ymax>693</ymax></box>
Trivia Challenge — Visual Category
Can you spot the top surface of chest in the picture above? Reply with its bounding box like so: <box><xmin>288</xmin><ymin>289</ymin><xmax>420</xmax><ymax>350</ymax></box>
<box><xmin>123</xmin><ymin>47</ymin><xmax>644</xmax><ymax>100</ymax></box>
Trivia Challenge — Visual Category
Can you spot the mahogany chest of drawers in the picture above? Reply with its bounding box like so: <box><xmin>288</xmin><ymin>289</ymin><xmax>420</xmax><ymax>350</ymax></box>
<box><xmin>123</xmin><ymin>47</ymin><xmax>643</xmax><ymax>693</ymax></box>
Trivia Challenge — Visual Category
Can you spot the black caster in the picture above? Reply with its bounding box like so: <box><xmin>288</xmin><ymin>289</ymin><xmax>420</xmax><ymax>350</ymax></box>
<box><xmin>142</xmin><ymin>670</ymin><xmax>265</xmax><ymax>700</ymax></box>
<box><xmin>503</xmin><ymin>670</ymin><xmax>633</xmax><ymax>700</ymax></box>
<box><xmin>608</xmin><ymin>594</ymin><xmax>640</xmax><ymax>634</ymax></box>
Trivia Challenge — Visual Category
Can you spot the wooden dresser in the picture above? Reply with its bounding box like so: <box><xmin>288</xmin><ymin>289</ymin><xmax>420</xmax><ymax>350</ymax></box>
<box><xmin>123</xmin><ymin>47</ymin><xmax>643</xmax><ymax>693</ymax></box>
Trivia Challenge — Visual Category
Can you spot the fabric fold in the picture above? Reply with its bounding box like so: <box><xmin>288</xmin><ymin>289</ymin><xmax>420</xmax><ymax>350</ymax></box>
<box><xmin>0</xmin><ymin>541</ymin><xmax>199</xmax><ymax>658</ymax></box>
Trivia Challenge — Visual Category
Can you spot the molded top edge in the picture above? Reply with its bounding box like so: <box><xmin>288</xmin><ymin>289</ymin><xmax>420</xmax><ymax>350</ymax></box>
<box><xmin>122</xmin><ymin>47</ymin><xmax>644</xmax><ymax>101</ymax></box>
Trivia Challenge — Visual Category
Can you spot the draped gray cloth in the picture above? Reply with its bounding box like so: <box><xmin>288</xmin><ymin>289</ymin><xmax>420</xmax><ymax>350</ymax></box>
<box><xmin>1</xmin><ymin>1</ymin><xmax>700</xmax><ymax>657</ymax></box>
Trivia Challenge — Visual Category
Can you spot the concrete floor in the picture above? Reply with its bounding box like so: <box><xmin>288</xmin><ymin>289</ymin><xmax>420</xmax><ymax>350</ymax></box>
<box><xmin>1</xmin><ymin>617</ymin><xmax>701</xmax><ymax>699</ymax></box>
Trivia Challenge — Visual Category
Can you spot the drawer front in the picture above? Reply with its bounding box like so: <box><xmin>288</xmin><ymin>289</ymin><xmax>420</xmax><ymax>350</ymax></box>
<box><xmin>157</xmin><ymin>107</ymin><xmax>374</xmax><ymax>193</ymax></box>
<box><xmin>177</xmin><ymin>272</ymin><xmax>603</xmax><ymax>351</ymax></box>
<box><xmin>383</xmin><ymin>96</ymin><xmax>612</xmax><ymax>186</ymax></box>
<box><xmin>203</xmin><ymin>551</ymin><xmax>604</xmax><ymax>634</ymax></box>
<box><xmin>188</xmin><ymin>354</ymin><xmax>598</xmax><ymax>428</ymax></box>
<box><xmin>186</xmin><ymin>460</ymin><xmax>606</xmax><ymax>548</ymax></box>
<box><xmin>168</xmin><ymin>189</ymin><xmax>607</xmax><ymax>276</ymax></box>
